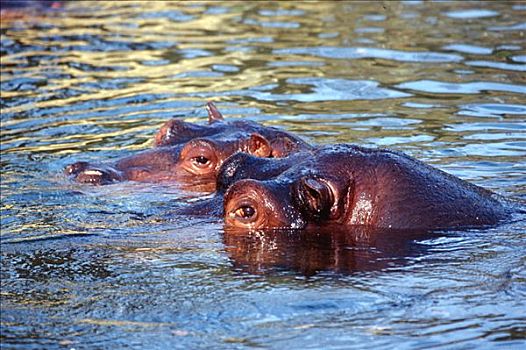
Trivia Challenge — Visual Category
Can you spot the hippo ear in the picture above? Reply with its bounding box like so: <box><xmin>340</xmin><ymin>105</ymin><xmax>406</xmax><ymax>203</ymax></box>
<box><xmin>206</xmin><ymin>101</ymin><xmax>224</xmax><ymax>124</ymax></box>
<box><xmin>248</xmin><ymin>133</ymin><xmax>272</xmax><ymax>158</ymax></box>
<box><xmin>270</xmin><ymin>136</ymin><xmax>297</xmax><ymax>157</ymax></box>
<box><xmin>296</xmin><ymin>176</ymin><xmax>334</xmax><ymax>221</ymax></box>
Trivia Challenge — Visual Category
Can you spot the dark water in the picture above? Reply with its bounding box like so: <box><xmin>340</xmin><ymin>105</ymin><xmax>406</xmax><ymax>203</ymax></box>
<box><xmin>1</xmin><ymin>1</ymin><xmax>525</xmax><ymax>349</ymax></box>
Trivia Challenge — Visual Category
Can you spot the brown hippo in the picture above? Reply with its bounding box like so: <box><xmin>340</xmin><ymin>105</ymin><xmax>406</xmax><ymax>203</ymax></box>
<box><xmin>222</xmin><ymin>144</ymin><xmax>516</xmax><ymax>231</ymax></box>
<box><xmin>65</xmin><ymin>102</ymin><xmax>310</xmax><ymax>190</ymax></box>
<box><xmin>153</xmin><ymin>102</ymin><xmax>308</xmax><ymax>157</ymax></box>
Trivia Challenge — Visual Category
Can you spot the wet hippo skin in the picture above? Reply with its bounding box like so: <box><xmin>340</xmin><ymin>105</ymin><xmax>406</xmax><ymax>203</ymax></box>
<box><xmin>154</xmin><ymin>102</ymin><xmax>310</xmax><ymax>158</ymax></box>
<box><xmin>173</xmin><ymin>150</ymin><xmax>312</xmax><ymax>216</ymax></box>
<box><xmin>65</xmin><ymin>102</ymin><xmax>310</xmax><ymax>190</ymax></box>
<box><xmin>223</xmin><ymin>144</ymin><xmax>516</xmax><ymax>231</ymax></box>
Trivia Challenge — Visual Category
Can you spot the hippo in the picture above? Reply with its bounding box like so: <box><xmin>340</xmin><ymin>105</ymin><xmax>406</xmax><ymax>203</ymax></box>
<box><xmin>65</xmin><ymin>102</ymin><xmax>310</xmax><ymax>190</ymax></box>
<box><xmin>222</xmin><ymin>144</ymin><xmax>516</xmax><ymax>231</ymax></box>
<box><xmin>153</xmin><ymin>102</ymin><xmax>308</xmax><ymax>157</ymax></box>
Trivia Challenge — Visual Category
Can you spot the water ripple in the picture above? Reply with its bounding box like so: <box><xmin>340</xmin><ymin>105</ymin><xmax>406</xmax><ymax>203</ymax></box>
<box><xmin>395</xmin><ymin>80</ymin><xmax>526</xmax><ymax>95</ymax></box>
<box><xmin>1</xmin><ymin>1</ymin><xmax>525</xmax><ymax>349</ymax></box>
<box><xmin>249</xmin><ymin>78</ymin><xmax>411</xmax><ymax>102</ymax></box>
<box><xmin>442</xmin><ymin>44</ymin><xmax>493</xmax><ymax>55</ymax></box>
<box><xmin>458</xmin><ymin>103</ymin><xmax>526</xmax><ymax>118</ymax></box>
<box><xmin>466</xmin><ymin>60</ymin><xmax>526</xmax><ymax>72</ymax></box>
<box><xmin>488</xmin><ymin>22</ymin><xmax>526</xmax><ymax>31</ymax></box>
<box><xmin>444</xmin><ymin>9</ymin><xmax>499</xmax><ymax>19</ymax></box>
<box><xmin>274</xmin><ymin>46</ymin><xmax>464</xmax><ymax>63</ymax></box>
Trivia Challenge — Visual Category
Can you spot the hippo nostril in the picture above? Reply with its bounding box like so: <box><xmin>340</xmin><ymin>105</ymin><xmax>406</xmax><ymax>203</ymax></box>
<box><xmin>64</xmin><ymin>161</ymin><xmax>89</xmax><ymax>176</ymax></box>
<box><xmin>65</xmin><ymin>162</ymin><xmax>122</xmax><ymax>185</ymax></box>
<box><xmin>82</xmin><ymin>170</ymin><xmax>104</xmax><ymax>176</ymax></box>
<box><xmin>75</xmin><ymin>169</ymin><xmax>115</xmax><ymax>185</ymax></box>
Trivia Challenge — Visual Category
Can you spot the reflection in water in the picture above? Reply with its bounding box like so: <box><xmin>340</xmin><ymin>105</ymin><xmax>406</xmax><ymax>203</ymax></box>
<box><xmin>274</xmin><ymin>46</ymin><xmax>464</xmax><ymax>62</ymax></box>
<box><xmin>1</xmin><ymin>1</ymin><xmax>525</xmax><ymax>349</ymax></box>
<box><xmin>250</xmin><ymin>77</ymin><xmax>411</xmax><ymax>102</ymax></box>
<box><xmin>395</xmin><ymin>80</ymin><xmax>526</xmax><ymax>95</ymax></box>
<box><xmin>224</xmin><ymin>227</ymin><xmax>433</xmax><ymax>276</ymax></box>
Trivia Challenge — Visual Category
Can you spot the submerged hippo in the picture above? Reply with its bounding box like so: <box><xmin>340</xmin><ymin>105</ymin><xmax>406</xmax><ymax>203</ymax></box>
<box><xmin>154</xmin><ymin>102</ymin><xmax>308</xmax><ymax>157</ymax></box>
<box><xmin>222</xmin><ymin>144</ymin><xmax>516</xmax><ymax>231</ymax></box>
<box><xmin>65</xmin><ymin>102</ymin><xmax>310</xmax><ymax>190</ymax></box>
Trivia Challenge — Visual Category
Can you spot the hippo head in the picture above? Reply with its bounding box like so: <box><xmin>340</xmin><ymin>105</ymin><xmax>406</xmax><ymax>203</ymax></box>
<box><xmin>224</xmin><ymin>173</ymin><xmax>353</xmax><ymax>230</ymax></box>
<box><xmin>222</xmin><ymin>146</ymin><xmax>362</xmax><ymax>230</ymax></box>
<box><xmin>155</xmin><ymin>101</ymin><xmax>311</xmax><ymax>157</ymax></box>
<box><xmin>65</xmin><ymin>132</ymin><xmax>274</xmax><ymax>190</ymax></box>
<box><xmin>65</xmin><ymin>102</ymin><xmax>310</xmax><ymax>189</ymax></box>
<box><xmin>223</xmin><ymin>144</ymin><xmax>511</xmax><ymax>231</ymax></box>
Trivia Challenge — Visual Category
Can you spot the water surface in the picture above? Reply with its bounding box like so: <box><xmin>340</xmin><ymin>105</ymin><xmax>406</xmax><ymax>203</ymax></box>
<box><xmin>1</xmin><ymin>1</ymin><xmax>525</xmax><ymax>349</ymax></box>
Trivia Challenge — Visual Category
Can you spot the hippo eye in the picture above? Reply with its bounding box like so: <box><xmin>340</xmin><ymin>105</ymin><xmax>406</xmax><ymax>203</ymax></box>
<box><xmin>191</xmin><ymin>156</ymin><xmax>211</xmax><ymax>168</ymax></box>
<box><xmin>234</xmin><ymin>205</ymin><xmax>256</xmax><ymax>219</ymax></box>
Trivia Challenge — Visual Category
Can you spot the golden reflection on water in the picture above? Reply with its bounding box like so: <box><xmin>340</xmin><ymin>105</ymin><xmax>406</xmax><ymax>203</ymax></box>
<box><xmin>1</xmin><ymin>1</ymin><xmax>525</xmax><ymax>223</ymax></box>
<box><xmin>1</xmin><ymin>2</ymin><xmax>525</xmax><ymax>348</ymax></box>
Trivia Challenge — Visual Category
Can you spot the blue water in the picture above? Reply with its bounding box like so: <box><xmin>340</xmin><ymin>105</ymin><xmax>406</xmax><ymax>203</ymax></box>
<box><xmin>1</xmin><ymin>1</ymin><xmax>525</xmax><ymax>349</ymax></box>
